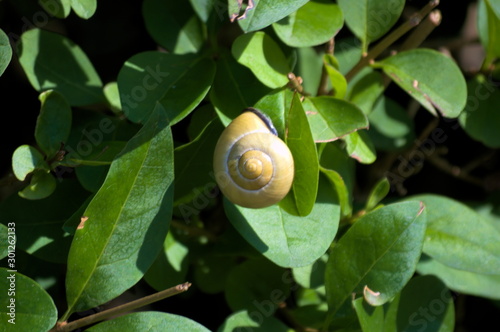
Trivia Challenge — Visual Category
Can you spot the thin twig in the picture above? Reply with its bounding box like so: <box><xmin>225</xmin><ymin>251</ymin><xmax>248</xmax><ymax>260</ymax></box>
<box><xmin>427</xmin><ymin>154</ymin><xmax>484</xmax><ymax>187</ymax></box>
<box><xmin>52</xmin><ymin>282</ymin><xmax>192</xmax><ymax>332</ymax></box>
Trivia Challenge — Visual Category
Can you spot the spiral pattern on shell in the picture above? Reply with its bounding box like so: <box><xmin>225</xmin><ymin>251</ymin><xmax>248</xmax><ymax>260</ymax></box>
<box><xmin>213</xmin><ymin>110</ymin><xmax>295</xmax><ymax>209</ymax></box>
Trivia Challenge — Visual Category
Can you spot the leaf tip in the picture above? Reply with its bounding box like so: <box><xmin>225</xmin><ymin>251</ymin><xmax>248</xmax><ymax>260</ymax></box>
<box><xmin>417</xmin><ymin>201</ymin><xmax>425</xmax><ymax>216</ymax></box>
<box><xmin>363</xmin><ymin>285</ymin><xmax>381</xmax><ymax>305</ymax></box>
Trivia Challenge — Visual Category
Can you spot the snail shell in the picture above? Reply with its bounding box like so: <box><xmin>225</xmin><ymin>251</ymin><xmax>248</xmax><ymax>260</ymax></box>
<box><xmin>213</xmin><ymin>108</ymin><xmax>294</xmax><ymax>209</ymax></box>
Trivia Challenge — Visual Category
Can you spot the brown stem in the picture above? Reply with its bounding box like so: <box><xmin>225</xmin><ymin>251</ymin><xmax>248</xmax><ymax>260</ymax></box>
<box><xmin>345</xmin><ymin>0</ymin><xmax>440</xmax><ymax>82</ymax></box>
<box><xmin>52</xmin><ymin>282</ymin><xmax>192</xmax><ymax>332</ymax></box>
<box><xmin>426</xmin><ymin>154</ymin><xmax>484</xmax><ymax>187</ymax></box>
<box><xmin>399</xmin><ymin>9</ymin><xmax>442</xmax><ymax>52</ymax></box>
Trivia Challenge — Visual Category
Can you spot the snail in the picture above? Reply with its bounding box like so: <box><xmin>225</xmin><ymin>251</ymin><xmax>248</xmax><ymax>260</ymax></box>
<box><xmin>213</xmin><ymin>108</ymin><xmax>294</xmax><ymax>209</ymax></box>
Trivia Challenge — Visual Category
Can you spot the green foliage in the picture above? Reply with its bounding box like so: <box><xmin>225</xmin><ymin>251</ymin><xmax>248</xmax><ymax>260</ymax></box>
<box><xmin>1</xmin><ymin>0</ymin><xmax>500</xmax><ymax>331</ymax></box>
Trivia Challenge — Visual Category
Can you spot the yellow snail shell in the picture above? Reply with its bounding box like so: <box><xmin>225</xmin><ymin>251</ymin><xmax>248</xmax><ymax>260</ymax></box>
<box><xmin>213</xmin><ymin>108</ymin><xmax>294</xmax><ymax>209</ymax></box>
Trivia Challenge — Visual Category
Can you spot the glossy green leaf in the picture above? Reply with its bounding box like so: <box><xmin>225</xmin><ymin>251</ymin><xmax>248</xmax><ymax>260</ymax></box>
<box><xmin>417</xmin><ymin>256</ymin><xmax>500</xmax><ymax>300</ymax></box>
<box><xmin>319</xmin><ymin>142</ymin><xmax>355</xmax><ymax>218</ymax></box>
<box><xmin>478</xmin><ymin>0</ymin><xmax>500</xmax><ymax>68</ymax></box>
<box><xmin>335</xmin><ymin>37</ymin><xmax>363</xmax><ymax>75</ymax></box>
<box><xmin>71</xmin><ymin>0</ymin><xmax>97</xmax><ymax>19</ymax></box>
<box><xmin>458</xmin><ymin>74</ymin><xmax>500</xmax><ymax>148</ymax></box>
<box><xmin>337</xmin><ymin>0</ymin><xmax>405</xmax><ymax>52</ymax></box>
<box><xmin>404</xmin><ymin>194</ymin><xmax>500</xmax><ymax>275</ymax></box>
<box><xmin>0</xmin><ymin>269</ymin><xmax>57</xmax><ymax>330</ymax></box>
<box><xmin>144</xmin><ymin>232</ymin><xmax>189</xmax><ymax>290</ymax></box>
<box><xmin>18</xmin><ymin>170</ymin><xmax>57</xmax><ymax>200</ymax></box>
<box><xmin>40</xmin><ymin>0</ymin><xmax>71</xmax><ymax>18</ymax></box>
<box><xmin>353</xmin><ymin>297</ymin><xmax>385</xmax><ymax>332</ymax></box>
<box><xmin>325</xmin><ymin>201</ymin><xmax>426</xmax><ymax>317</ymax></box>
<box><xmin>224</xmin><ymin>174</ymin><xmax>339</xmax><ymax>268</ymax></box>
<box><xmin>117</xmin><ymin>51</ymin><xmax>215</xmax><ymax>124</ymax></box>
<box><xmin>143</xmin><ymin>0</ymin><xmax>205</xmax><ymax>54</ymax></box>
<box><xmin>12</xmin><ymin>145</ymin><xmax>47</xmax><ymax>181</ymax></box>
<box><xmin>347</xmin><ymin>69</ymin><xmax>384</xmax><ymax>115</ymax></box>
<box><xmin>367</xmin><ymin>96</ymin><xmax>415</xmax><ymax>151</ymax></box>
<box><xmin>231</xmin><ymin>31</ymin><xmax>290</xmax><ymax>88</ymax></box>
<box><xmin>17</xmin><ymin>28</ymin><xmax>104</xmax><ymax>106</ymax></box>
<box><xmin>365</xmin><ymin>177</ymin><xmax>390</xmax><ymax>211</ymax></box>
<box><xmin>293</xmin><ymin>254</ymin><xmax>328</xmax><ymax>291</ymax></box>
<box><xmin>235</xmin><ymin>0</ymin><xmax>309</xmax><ymax>33</ymax></box>
<box><xmin>374</xmin><ymin>49</ymin><xmax>467</xmax><ymax>118</ymax></box>
<box><xmin>210</xmin><ymin>55</ymin><xmax>270</xmax><ymax>126</ymax></box>
<box><xmin>303</xmin><ymin>96</ymin><xmax>368</xmax><ymax>142</ymax></box>
<box><xmin>65</xmin><ymin>107</ymin><xmax>174</xmax><ymax>313</ymax></box>
<box><xmin>224</xmin><ymin>258</ymin><xmax>291</xmax><ymax>312</ymax></box>
<box><xmin>272</xmin><ymin>0</ymin><xmax>343</xmax><ymax>47</ymax></box>
<box><xmin>253</xmin><ymin>87</ymin><xmax>293</xmax><ymax>137</ymax></box>
<box><xmin>343</xmin><ymin>130</ymin><xmax>376</xmax><ymax>164</ymax></box>
<box><xmin>75</xmin><ymin>165</ymin><xmax>108</xmax><ymax>192</ymax></box>
<box><xmin>323</xmin><ymin>54</ymin><xmax>347</xmax><ymax>99</ymax></box>
<box><xmin>103</xmin><ymin>82</ymin><xmax>122</xmax><ymax>113</ymax></box>
<box><xmin>280</xmin><ymin>93</ymin><xmax>318</xmax><ymax>216</ymax></box>
<box><xmin>0</xmin><ymin>179</ymin><xmax>89</xmax><ymax>263</ymax></box>
<box><xmin>87</xmin><ymin>311</ymin><xmax>210</xmax><ymax>332</ymax></box>
<box><xmin>217</xmin><ymin>310</ymin><xmax>291</xmax><ymax>332</ymax></box>
<box><xmin>391</xmin><ymin>275</ymin><xmax>455</xmax><ymax>332</ymax></box>
<box><xmin>35</xmin><ymin>90</ymin><xmax>72</xmax><ymax>159</ymax></box>
<box><xmin>0</xmin><ymin>28</ymin><xmax>12</xmax><ymax>77</ymax></box>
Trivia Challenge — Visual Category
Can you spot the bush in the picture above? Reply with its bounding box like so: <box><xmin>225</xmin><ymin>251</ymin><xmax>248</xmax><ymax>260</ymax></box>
<box><xmin>1</xmin><ymin>0</ymin><xmax>500</xmax><ymax>331</ymax></box>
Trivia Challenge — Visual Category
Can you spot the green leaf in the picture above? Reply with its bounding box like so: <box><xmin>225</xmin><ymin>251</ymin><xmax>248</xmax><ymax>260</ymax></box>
<box><xmin>335</xmin><ymin>37</ymin><xmax>363</xmax><ymax>75</ymax></box>
<box><xmin>391</xmin><ymin>275</ymin><xmax>455</xmax><ymax>332</ymax></box>
<box><xmin>364</xmin><ymin>177</ymin><xmax>390</xmax><ymax>211</ymax></box>
<box><xmin>319</xmin><ymin>142</ymin><xmax>355</xmax><ymax>218</ymax></box>
<box><xmin>235</xmin><ymin>0</ymin><xmax>309</xmax><ymax>33</ymax></box>
<box><xmin>87</xmin><ymin>311</ymin><xmax>210</xmax><ymax>332</ymax></box>
<box><xmin>293</xmin><ymin>254</ymin><xmax>328</xmax><ymax>291</ymax></box>
<box><xmin>0</xmin><ymin>28</ymin><xmax>12</xmax><ymax>77</ymax></box>
<box><xmin>189</xmin><ymin>0</ymin><xmax>216</xmax><ymax>22</ymax></box>
<box><xmin>210</xmin><ymin>55</ymin><xmax>270</xmax><ymax>126</ymax></box>
<box><xmin>417</xmin><ymin>255</ymin><xmax>500</xmax><ymax>300</ymax></box>
<box><xmin>458</xmin><ymin>74</ymin><xmax>500</xmax><ymax>148</ymax></box>
<box><xmin>17</xmin><ymin>28</ymin><xmax>104</xmax><ymax>106</ymax></box>
<box><xmin>224</xmin><ymin>258</ymin><xmax>291</xmax><ymax>312</ymax></box>
<box><xmin>174</xmin><ymin>119</ymin><xmax>223</xmax><ymax>205</ymax></box>
<box><xmin>323</xmin><ymin>54</ymin><xmax>347</xmax><ymax>99</ymax></box>
<box><xmin>337</xmin><ymin>0</ymin><xmax>405</xmax><ymax>52</ymax></box>
<box><xmin>347</xmin><ymin>69</ymin><xmax>384</xmax><ymax>115</ymax></box>
<box><xmin>0</xmin><ymin>269</ymin><xmax>57</xmax><ymax>330</ymax></box>
<box><xmin>224</xmin><ymin>174</ymin><xmax>339</xmax><ymax>268</ymax></box>
<box><xmin>193</xmin><ymin>254</ymin><xmax>238</xmax><ymax>294</ymax></box>
<box><xmin>231</xmin><ymin>31</ymin><xmax>290</xmax><ymax>88</ymax></box>
<box><xmin>478</xmin><ymin>0</ymin><xmax>500</xmax><ymax>67</ymax></box>
<box><xmin>18</xmin><ymin>170</ymin><xmax>57</xmax><ymax>200</ymax></box>
<box><xmin>353</xmin><ymin>297</ymin><xmax>385</xmax><ymax>332</ymax></box>
<box><xmin>71</xmin><ymin>0</ymin><xmax>97</xmax><ymax>19</ymax></box>
<box><xmin>67</xmin><ymin>141</ymin><xmax>127</xmax><ymax>166</ymax></box>
<box><xmin>303</xmin><ymin>96</ymin><xmax>368</xmax><ymax>142</ymax></box>
<box><xmin>404</xmin><ymin>194</ymin><xmax>500</xmax><ymax>275</ymax></box>
<box><xmin>143</xmin><ymin>0</ymin><xmax>205</xmax><ymax>54</ymax></box>
<box><xmin>0</xmin><ymin>224</ymin><xmax>9</xmax><ymax>260</ymax></box>
<box><xmin>343</xmin><ymin>130</ymin><xmax>376</xmax><ymax>164</ymax></box>
<box><xmin>279</xmin><ymin>93</ymin><xmax>318</xmax><ymax>216</ymax></box>
<box><xmin>325</xmin><ymin>201</ymin><xmax>426</xmax><ymax>317</ymax></box>
<box><xmin>103</xmin><ymin>82</ymin><xmax>122</xmax><ymax>113</ymax></box>
<box><xmin>65</xmin><ymin>107</ymin><xmax>174</xmax><ymax>313</ymax></box>
<box><xmin>40</xmin><ymin>0</ymin><xmax>72</xmax><ymax>18</ymax></box>
<box><xmin>367</xmin><ymin>96</ymin><xmax>415</xmax><ymax>151</ymax></box>
<box><xmin>144</xmin><ymin>232</ymin><xmax>189</xmax><ymax>290</ymax></box>
<box><xmin>12</xmin><ymin>145</ymin><xmax>47</xmax><ymax>181</ymax></box>
<box><xmin>374</xmin><ymin>49</ymin><xmax>467</xmax><ymax>118</ymax></box>
<box><xmin>35</xmin><ymin>90</ymin><xmax>72</xmax><ymax>159</ymax></box>
<box><xmin>253</xmin><ymin>87</ymin><xmax>293</xmax><ymax>137</ymax></box>
<box><xmin>272</xmin><ymin>0</ymin><xmax>343</xmax><ymax>47</ymax></box>
<box><xmin>0</xmin><ymin>179</ymin><xmax>89</xmax><ymax>263</ymax></box>
<box><xmin>217</xmin><ymin>310</ymin><xmax>291</xmax><ymax>332</ymax></box>
<box><xmin>296</xmin><ymin>47</ymin><xmax>326</xmax><ymax>95</ymax></box>
<box><xmin>117</xmin><ymin>52</ymin><xmax>215</xmax><ymax>124</ymax></box>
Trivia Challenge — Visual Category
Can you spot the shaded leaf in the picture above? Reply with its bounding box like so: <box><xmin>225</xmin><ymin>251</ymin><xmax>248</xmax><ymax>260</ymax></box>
<box><xmin>0</xmin><ymin>28</ymin><xmax>12</xmax><ymax>77</ymax></box>
<box><xmin>18</xmin><ymin>170</ymin><xmax>57</xmax><ymax>200</ymax></box>
<box><xmin>12</xmin><ymin>145</ymin><xmax>47</xmax><ymax>181</ymax></box>
<box><xmin>65</xmin><ymin>107</ymin><xmax>174</xmax><ymax>313</ymax></box>
<box><xmin>343</xmin><ymin>129</ymin><xmax>376</xmax><ymax>164</ymax></box>
<box><xmin>217</xmin><ymin>310</ymin><xmax>291</xmax><ymax>332</ymax></box>
<box><xmin>71</xmin><ymin>0</ymin><xmax>97</xmax><ymax>19</ymax></box>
